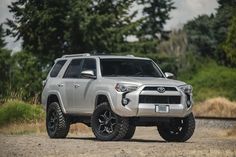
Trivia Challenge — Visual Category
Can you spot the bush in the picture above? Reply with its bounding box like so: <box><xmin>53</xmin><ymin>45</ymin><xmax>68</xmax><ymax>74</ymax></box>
<box><xmin>0</xmin><ymin>100</ymin><xmax>45</xmax><ymax>126</ymax></box>
<box><xmin>193</xmin><ymin>97</ymin><xmax>236</xmax><ymax>117</ymax></box>
<box><xmin>179</xmin><ymin>61</ymin><xmax>236</xmax><ymax>102</ymax></box>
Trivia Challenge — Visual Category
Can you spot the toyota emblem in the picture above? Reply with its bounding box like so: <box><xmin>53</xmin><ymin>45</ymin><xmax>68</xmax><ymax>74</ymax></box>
<box><xmin>157</xmin><ymin>87</ymin><xmax>165</xmax><ymax>93</ymax></box>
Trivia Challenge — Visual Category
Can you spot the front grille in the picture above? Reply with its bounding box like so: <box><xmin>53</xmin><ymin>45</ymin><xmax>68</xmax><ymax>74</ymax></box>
<box><xmin>143</xmin><ymin>86</ymin><xmax>177</xmax><ymax>91</ymax></box>
<box><xmin>139</xmin><ymin>95</ymin><xmax>181</xmax><ymax>104</ymax></box>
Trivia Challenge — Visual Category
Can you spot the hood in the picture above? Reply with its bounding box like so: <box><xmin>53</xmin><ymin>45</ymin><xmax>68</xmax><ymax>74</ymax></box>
<box><xmin>104</xmin><ymin>77</ymin><xmax>186</xmax><ymax>86</ymax></box>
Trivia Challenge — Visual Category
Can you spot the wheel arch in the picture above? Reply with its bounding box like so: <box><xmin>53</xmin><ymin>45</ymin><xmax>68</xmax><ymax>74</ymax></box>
<box><xmin>46</xmin><ymin>91</ymin><xmax>67</xmax><ymax>114</ymax></box>
<box><xmin>94</xmin><ymin>91</ymin><xmax>114</xmax><ymax>110</ymax></box>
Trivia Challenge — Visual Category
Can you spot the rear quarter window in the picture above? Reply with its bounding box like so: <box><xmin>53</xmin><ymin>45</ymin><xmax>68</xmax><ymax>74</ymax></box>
<box><xmin>50</xmin><ymin>60</ymin><xmax>67</xmax><ymax>77</ymax></box>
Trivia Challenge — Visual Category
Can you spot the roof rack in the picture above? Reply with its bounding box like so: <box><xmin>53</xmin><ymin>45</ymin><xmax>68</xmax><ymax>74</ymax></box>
<box><xmin>126</xmin><ymin>54</ymin><xmax>134</xmax><ymax>57</ymax></box>
<box><xmin>62</xmin><ymin>53</ymin><xmax>90</xmax><ymax>58</ymax></box>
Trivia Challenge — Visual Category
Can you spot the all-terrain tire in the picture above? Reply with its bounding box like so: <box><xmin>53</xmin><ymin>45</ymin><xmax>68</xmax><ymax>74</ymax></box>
<box><xmin>46</xmin><ymin>102</ymin><xmax>70</xmax><ymax>138</ymax></box>
<box><xmin>157</xmin><ymin>113</ymin><xmax>195</xmax><ymax>142</ymax></box>
<box><xmin>123</xmin><ymin>123</ymin><xmax>136</xmax><ymax>140</ymax></box>
<box><xmin>91</xmin><ymin>102</ymin><xmax>129</xmax><ymax>141</ymax></box>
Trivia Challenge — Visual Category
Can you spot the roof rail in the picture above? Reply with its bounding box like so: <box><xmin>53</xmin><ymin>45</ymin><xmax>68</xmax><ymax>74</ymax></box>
<box><xmin>62</xmin><ymin>53</ymin><xmax>90</xmax><ymax>58</ymax></box>
<box><xmin>126</xmin><ymin>54</ymin><xmax>134</xmax><ymax>57</ymax></box>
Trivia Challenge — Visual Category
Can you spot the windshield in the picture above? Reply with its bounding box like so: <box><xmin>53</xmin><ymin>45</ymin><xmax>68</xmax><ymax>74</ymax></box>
<box><xmin>100</xmin><ymin>59</ymin><xmax>164</xmax><ymax>77</ymax></box>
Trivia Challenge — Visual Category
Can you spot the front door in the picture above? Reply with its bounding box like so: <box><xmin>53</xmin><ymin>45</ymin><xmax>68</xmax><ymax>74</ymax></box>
<box><xmin>61</xmin><ymin>58</ymin><xmax>83</xmax><ymax>111</ymax></box>
<box><xmin>74</xmin><ymin>58</ymin><xmax>97</xmax><ymax>113</ymax></box>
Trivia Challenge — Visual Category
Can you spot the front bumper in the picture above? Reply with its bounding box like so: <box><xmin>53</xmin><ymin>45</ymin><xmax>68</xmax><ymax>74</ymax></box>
<box><xmin>110</xmin><ymin>85</ymin><xmax>193</xmax><ymax>118</ymax></box>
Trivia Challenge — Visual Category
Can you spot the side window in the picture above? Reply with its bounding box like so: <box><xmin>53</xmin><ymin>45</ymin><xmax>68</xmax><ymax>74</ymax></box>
<box><xmin>81</xmin><ymin>59</ymin><xmax>97</xmax><ymax>76</ymax></box>
<box><xmin>50</xmin><ymin>60</ymin><xmax>66</xmax><ymax>77</ymax></box>
<box><xmin>63</xmin><ymin>59</ymin><xmax>83</xmax><ymax>78</ymax></box>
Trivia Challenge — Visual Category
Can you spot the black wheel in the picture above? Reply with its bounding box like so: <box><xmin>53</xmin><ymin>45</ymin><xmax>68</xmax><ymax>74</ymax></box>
<box><xmin>91</xmin><ymin>102</ymin><xmax>129</xmax><ymax>141</ymax></box>
<box><xmin>123</xmin><ymin>123</ymin><xmax>136</xmax><ymax>140</ymax></box>
<box><xmin>157</xmin><ymin>113</ymin><xmax>195</xmax><ymax>142</ymax></box>
<box><xmin>46</xmin><ymin>102</ymin><xmax>70</xmax><ymax>138</ymax></box>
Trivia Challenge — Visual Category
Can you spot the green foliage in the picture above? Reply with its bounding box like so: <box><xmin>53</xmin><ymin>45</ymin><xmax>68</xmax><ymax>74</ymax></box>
<box><xmin>184</xmin><ymin>15</ymin><xmax>216</xmax><ymax>58</ymax></box>
<box><xmin>183</xmin><ymin>1</ymin><xmax>236</xmax><ymax>65</ymax></box>
<box><xmin>223</xmin><ymin>16</ymin><xmax>236</xmax><ymax>66</ymax></box>
<box><xmin>10</xmin><ymin>51</ymin><xmax>47</xmax><ymax>100</ymax></box>
<box><xmin>0</xmin><ymin>24</ymin><xmax>6</xmax><ymax>48</ymax></box>
<box><xmin>0</xmin><ymin>49</ymin><xmax>12</xmax><ymax>99</ymax></box>
<box><xmin>6</xmin><ymin>0</ymin><xmax>175</xmax><ymax>64</ymax></box>
<box><xmin>0</xmin><ymin>100</ymin><xmax>44</xmax><ymax>126</ymax></box>
<box><xmin>6</xmin><ymin>0</ymin><xmax>70</xmax><ymax>64</ymax></box>
<box><xmin>138</xmin><ymin>0</ymin><xmax>175</xmax><ymax>40</ymax></box>
<box><xmin>65</xmin><ymin>0</ymin><xmax>138</xmax><ymax>53</ymax></box>
<box><xmin>180</xmin><ymin>61</ymin><xmax>236</xmax><ymax>102</ymax></box>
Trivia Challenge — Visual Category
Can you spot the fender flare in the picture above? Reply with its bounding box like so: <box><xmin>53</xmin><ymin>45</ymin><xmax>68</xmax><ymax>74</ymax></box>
<box><xmin>46</xmin><ymin>90</ymin><xmax>67</xmax><ymax>114</ymax></box>
<box><xmin>94</xmin><ymin>90</ymin><xmax>116</xmax><ymax>113</ymax></box>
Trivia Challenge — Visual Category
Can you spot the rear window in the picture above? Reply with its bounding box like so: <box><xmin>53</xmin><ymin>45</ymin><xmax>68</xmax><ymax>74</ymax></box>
<box><xmin>50</xmin><ymin>60</ymin><xmax>66</xmax><ymax>77</ymax></box>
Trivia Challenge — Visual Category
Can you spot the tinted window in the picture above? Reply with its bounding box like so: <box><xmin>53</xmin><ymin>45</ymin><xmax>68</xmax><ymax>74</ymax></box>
<box><xmin>81</xmin><ymin>59</ymin><xmax>96</xmax><ymax>76</ymax></box>
<box><xmin>100</xmin><ymin>59</ymin><xmax>163</xmax><ymax>77</ymax></box>
<box><xmin>63</xmin><ymin>59</ymin><xmax>82</xmax><ymax>78</ymax></box>
<box><xmin>50</xmin><ymin>60</ymin><xmax>66</xmax><ymax>77</ymax></box>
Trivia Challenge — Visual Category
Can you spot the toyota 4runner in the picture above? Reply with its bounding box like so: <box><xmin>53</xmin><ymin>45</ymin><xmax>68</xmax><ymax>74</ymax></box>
<box><xmin>41</xmin><ymin>53</ymin><xmax>195</xmax><ymax>142</ymax></box>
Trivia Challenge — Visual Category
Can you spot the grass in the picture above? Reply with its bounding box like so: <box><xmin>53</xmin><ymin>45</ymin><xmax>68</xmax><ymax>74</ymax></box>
<box><xmin>0</xmin><ymin>99</ymin><xmax>90</xmax><ymax>135</ymax></box>
<box><xmin>193</xmin><ymin>97</ymin><xmax>236</xmax><ymax>118</ymax></box>
<box><xmin>0</xmin><ymin>100</ymin><xmax>45</xmax><ymax>127</ymax></box>
<box><xmin>179</xmin><ymin>62</ymin><xmax>236</xmax><ymax>102</ymax></box>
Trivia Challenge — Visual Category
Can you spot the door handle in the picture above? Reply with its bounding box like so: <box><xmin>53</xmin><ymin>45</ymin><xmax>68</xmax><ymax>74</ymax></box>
<box><xmin>57</xmin><ymin>83</ymin><xmax>64</xmax><ymax>87</ymax></box>
<box><xmin>74</xmin><ymin>84</ymin><xmax>80</xmax><ymax>88</ymax></box>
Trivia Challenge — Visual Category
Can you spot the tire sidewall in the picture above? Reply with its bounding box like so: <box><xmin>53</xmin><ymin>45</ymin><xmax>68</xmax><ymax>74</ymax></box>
<box><xmin>91</xmin><ymin>102</ymin><xmax>121</xmax><ymax>141</ymax></box>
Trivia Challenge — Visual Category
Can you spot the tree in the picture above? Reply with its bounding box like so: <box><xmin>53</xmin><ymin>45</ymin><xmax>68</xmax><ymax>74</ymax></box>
<box><xmin>0</xmin><ymin>24</ymin><xmax>6</xmax><ymax>48</ymax></box>
<box><xmin>138</xmin><ymin>0</ymin><xmax>175</xmax><ymax>40</ymax></box>
<box><xmin>183</xmin><ymin>0</ymin><xmax>236</xmax><ymax>65</ymax></box>
<box><xmin>6</xmin><ymin>0</ymin><xmax>70</xmax><ymax>65</ymax></box>
<box><xmin>183</xmin><ymin>15</ymin><xmax>217</xmax><ymax>58</ymax></box>
<box><xmin>223</xmin><ymin>16</ymin><xmax>236</xmax><ymax>66</ymax></box>
<box><xmin>65</xmin><ymin>0</ymin><xmax>138</xmax><ymax>53</ymax></box>
<box><xmin>10</xmin><ymin>51</ymin><xmax>46</xmax><ymax>100</ymax></box>
<box><xmin>6</xmin><ymin>0</ymin><xmax>175</xmax><ymax>62</ymax></box>
<box><xmin>0</xmin><ymin>24</ymin><xmax>11</xmax><ymax>99</ymax></box>
<box><xmin>6</xmin><ymin>0</ymin><xmax>138</xmax><ymax>63</ymax></box>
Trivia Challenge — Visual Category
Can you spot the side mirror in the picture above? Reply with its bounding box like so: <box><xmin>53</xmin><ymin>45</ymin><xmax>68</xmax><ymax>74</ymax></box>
<box><xmin>81</xmin><ymin>70</ymin><xmax>96</xmax><ymax>79</ymax></box>
<box><xmin>165</xmin><ymin>72</ymin><xmax>174</xmax><ymax>79</ymax></box>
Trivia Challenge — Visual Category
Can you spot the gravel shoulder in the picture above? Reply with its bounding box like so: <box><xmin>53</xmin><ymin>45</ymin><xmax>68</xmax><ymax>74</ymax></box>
<box><xmin>0</xmin><ymin>119</ymin><xmax>236</xmax><ymax>157</ymax></box>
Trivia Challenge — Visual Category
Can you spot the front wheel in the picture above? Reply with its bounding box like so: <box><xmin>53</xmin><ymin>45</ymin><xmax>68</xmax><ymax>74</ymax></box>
<box><xmin>157</xmin><ymin>113</ymin><xmax>195</xmax><ymax>142</ymax></box>
<box><xmin>123</xmin><ymin>124</ymin><xmax>136</xmax><ymax>140</ymax></box>
<box><xmin>91</xmin><ymin>102</ymin><xmax>129</xmax><ymax>141</ymax></box>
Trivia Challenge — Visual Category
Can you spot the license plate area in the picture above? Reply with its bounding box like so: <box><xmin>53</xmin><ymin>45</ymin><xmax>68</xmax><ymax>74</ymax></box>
<box><xmin>155</xmin><ymin>105</ymin><xmax>169</xmax><ymax>113</ymax></box>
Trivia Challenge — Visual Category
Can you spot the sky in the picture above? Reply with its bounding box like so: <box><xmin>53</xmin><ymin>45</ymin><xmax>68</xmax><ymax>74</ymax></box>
<box><xmin>0</xmin><ymin>0</ymin><xmax>219</xmax><ymax>52</ymax></box>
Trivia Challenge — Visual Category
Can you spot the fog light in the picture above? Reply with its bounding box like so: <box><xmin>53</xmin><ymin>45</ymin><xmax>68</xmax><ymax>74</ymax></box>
<box><xmin>186</xmin><ymin>100</ymin><xmax>191</xmax><ymax>108</ymax></box>
<box><xmin>122</xmin><ymin>98</ymin><xmax>130</xmax><ymax>106</ymax></box>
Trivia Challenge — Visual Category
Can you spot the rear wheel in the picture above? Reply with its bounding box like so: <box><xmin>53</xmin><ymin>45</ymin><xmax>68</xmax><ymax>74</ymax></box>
<box><xmin>91</xmin><ymin>102</ymin><xmax>129</xmax><ymax>141</ymax></box>
<box><xmin>46</xmin><ymin>102</ymin><xmax>70</xmax><ymax>138</ymax></box>
<box><xmin>157</xmin><ymin>113</ymin><xmax>195</xmax><ymax>142</ymax></box>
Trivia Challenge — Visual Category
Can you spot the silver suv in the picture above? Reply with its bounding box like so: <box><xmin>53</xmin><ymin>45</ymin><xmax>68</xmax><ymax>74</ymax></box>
<box><xmin>41</xmin><ymin>54</ymin><xmax>195</xmax><ymax>142</ymax></box>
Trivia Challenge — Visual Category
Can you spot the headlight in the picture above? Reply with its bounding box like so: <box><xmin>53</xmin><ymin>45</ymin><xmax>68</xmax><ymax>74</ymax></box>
<box><xmin>115</xmin><ymin>83</ymin><xmax>139</xmax><ymax>93</ymax></box>
<box><xmin>178</xmin><ymin>84</ymin><xmax>193</xmax><ymax>93</ymax></box>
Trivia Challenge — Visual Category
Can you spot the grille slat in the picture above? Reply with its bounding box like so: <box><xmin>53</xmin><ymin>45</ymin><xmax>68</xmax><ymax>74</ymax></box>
<box><xmin>143</xmin><ymin>87</ymin><xmax>177</xmax><ymax>91</ymax></box>
<box><xmin>139</xmin><ymin>95</ymin><xmax>181</xmax><ymax>104</ymax></box>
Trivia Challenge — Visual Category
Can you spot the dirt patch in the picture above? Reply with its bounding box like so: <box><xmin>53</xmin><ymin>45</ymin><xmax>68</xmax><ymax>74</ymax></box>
<box><xmin>0</xmin><ymin>120</ymin><xmax>236</xmax><ymax>157</ymax></box>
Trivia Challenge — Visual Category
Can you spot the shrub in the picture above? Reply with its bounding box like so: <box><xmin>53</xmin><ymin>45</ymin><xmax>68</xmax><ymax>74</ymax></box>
<box><xmin>0</xmin><ymin>100</ymin><xmax>45</xmax><ymax>126</ymax></box>
<box><xmin>179</xmin><ymin>61</ymin><xmax>236</xmax><ymax>102</ymax></box>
